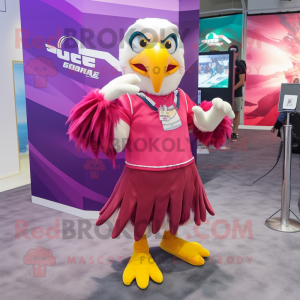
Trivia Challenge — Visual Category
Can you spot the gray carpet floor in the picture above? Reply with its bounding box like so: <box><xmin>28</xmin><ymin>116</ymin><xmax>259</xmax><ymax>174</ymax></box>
<box><xmin>1</xmin><ymin>129</ymin><xmax>300</xmax><ymax>300</ymax></box>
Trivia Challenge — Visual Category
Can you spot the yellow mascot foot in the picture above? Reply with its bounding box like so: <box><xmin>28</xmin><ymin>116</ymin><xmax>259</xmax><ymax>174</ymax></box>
<box><xmin>160</xmin><ymin>231</ymin><xmax>210</xmax><ymax>266</ymax></box>
<box><xmin>123</xmin><ymin>235</ymin><xmax>163</xmax><ymax>289</ymax></box>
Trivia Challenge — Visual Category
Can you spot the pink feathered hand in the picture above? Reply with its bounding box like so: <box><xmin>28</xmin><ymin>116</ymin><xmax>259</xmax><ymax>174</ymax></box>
<box><xmin>67</xmin><ymin>89</ymin><xmax>123</xmax><ymax>167</ymax></box>
<box><xmin>191</xmin><ymin>101</ymin><xmax>233</xmax><ymax>149</ymax></box>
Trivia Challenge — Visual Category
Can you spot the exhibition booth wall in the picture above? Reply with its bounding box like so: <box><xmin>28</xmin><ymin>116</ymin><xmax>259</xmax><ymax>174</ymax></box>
<box><xmin>18</xmin><ymin>0</ymin><xmax>200</xmax><ymax>216</ymax></box>
<box><xmin>244</xmin><ymin>12</ymin><xmax>300</xmax><ymax>126</ymax></box>
<box><xmin>0</xmin><ymin>0</ymin><xmax>23</xmax><ymax>179</ymax></box>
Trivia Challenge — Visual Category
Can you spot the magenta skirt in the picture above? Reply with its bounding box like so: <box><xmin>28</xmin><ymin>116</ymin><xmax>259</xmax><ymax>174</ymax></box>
<box><xmin>96</xmin><ymin>162</ymin><xmax>215</xmax><ymax>241</ymax></box>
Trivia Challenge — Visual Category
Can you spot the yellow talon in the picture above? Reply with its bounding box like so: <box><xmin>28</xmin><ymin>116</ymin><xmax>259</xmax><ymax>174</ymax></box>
<box><xmin>123</xmin><ymin>235</ymin><xmax>163</xmax><ymax>289</ymax></box>
<box><xmin>160</xmin><ymin>231</ymin><xmax>209</xmax><ymax>266</ymax></box>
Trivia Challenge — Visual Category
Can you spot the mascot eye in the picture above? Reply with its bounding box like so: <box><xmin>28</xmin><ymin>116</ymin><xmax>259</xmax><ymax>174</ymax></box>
<box><xmin>163</xmin><ymin>36</ymin><xmax>177</xmax><ymax>54</ymax></box>
<box><xmin>139</xmin><ymin>39</ymin><xmax>147</xmax><ymax>48</ymax></box>
<box><xmin>131</xmin><ymin>34</ymin><xmax>149</xmax><ymax>53</ymax></box>
<box><xmin>165</xmin><ymin>41</ymin><xmax>172</xmax><ymax>49</ymax></box>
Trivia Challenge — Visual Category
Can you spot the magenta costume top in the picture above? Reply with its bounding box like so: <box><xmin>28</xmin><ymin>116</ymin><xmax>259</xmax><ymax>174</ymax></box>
<box><xmin>118</xmin><ymin>88</ymin><xmax>196</xmax><ymax>171</ymax></box>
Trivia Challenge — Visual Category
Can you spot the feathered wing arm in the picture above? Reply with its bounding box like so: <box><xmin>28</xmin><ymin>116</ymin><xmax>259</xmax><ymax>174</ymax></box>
<box><xmin>67</xmin><ymin>89</ymin><xmax>124</xmax><ymax>167</ymax></box>
<box><xmin>189</xmin><ymin>98</ymin><xmax>234</xmax><ymax>149</ymax></box>
<box><xmin>67</xmin><ymin>74</ymin><xmax>140</xmax><ymax>167</ymax></box>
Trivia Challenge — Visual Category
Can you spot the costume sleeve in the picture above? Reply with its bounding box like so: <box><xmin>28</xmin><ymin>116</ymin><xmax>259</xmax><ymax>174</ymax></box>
<box><xmin>118</xmin><ymin>94</ymin><xmax>133</xmax><ymax>126</ymax></box>
<box><xmin>182</xmin><ymin>91</ymin><xmax>197</xmax><ymax>129</ymax></box>
<box><xmin>182</xmin><ymin>90</ymin><xmax>232</xmax><ymax>149</ymax></box>
<box><xmin>67</xmin><ymin>89</ymin><xmax>127</xmax><ymax>167</ymax></box>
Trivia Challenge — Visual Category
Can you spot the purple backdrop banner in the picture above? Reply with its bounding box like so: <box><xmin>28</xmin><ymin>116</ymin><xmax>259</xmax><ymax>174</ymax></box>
<box><xmin>19</xmin><ymin>0</ymin><xmax>200</xmax><ymax>212</ymax></box>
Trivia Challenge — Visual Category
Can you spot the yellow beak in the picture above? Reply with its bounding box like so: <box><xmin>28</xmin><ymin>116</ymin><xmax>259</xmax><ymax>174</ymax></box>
<box><xmin>130</xmin><ymin>43</ymin><xmax>179</xmax><ymax>93</ymax></box>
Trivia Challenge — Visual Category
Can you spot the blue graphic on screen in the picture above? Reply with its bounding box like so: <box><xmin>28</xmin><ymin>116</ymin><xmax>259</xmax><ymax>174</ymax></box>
<box><xmin>13</xmin><ymin>62</ymin><xmax>28</xmax><ymax>154</ymax></box>
<box><xmin>198</xmin><ymin>54</ymin><xmax>229</xmax><ymax>88</ymax></box>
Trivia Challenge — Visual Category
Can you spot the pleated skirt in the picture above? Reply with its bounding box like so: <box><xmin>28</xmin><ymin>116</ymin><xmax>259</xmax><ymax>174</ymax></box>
<box><xmin>96</xmin><ymin>162</ymin><xmax>215</xmax><ymax>241</ymax></box>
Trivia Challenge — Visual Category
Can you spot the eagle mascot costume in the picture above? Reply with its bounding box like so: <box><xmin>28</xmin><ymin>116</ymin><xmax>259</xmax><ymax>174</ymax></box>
<box><xmin>67</xmin><ymin>18</ymin><xmax>234</xmax><ymax>289</ymax></box>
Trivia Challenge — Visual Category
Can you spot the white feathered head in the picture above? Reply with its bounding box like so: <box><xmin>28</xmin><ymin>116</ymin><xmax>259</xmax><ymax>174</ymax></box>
<box><xmin>119</xmin><ymin>18</ymin><xmax>185</xmax><ymax>96</ymax></box>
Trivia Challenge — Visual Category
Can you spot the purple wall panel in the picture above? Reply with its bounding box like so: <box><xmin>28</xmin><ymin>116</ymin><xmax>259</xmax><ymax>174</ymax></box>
<box><xmin>19</xmin><ymin>0</ymin><xmax>200</xmax><ymax>212</ymax></box>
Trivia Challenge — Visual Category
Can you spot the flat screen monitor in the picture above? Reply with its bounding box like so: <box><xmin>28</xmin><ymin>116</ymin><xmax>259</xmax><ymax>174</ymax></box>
<box><xmin>198</xmin><ymin>50</ymin><xmax>235</xmax><ymax>106</ymax></box>
<box><xmin>198</xmin><ymin>54</ymin><xmax>229</xmax><ymax>88</ymax></box>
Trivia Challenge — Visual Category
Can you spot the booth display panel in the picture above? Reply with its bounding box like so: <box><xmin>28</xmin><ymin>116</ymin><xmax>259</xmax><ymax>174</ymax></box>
<box><xmin>19</xmin><ymin>0</ymin><xmax>200</xmax><ymax>217</ymax></box>
<box><xmin>244</xmin><ymin>12</ymin><xmax>300</xmax><ymax>126</ymax></box>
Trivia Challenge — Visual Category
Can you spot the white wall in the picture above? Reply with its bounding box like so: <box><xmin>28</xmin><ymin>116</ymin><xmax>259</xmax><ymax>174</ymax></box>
<box><xmin>0</xmin><ymin>0</ymin><xmax>23</xmax><ymax>179</ymax></box>
<box><xmin>248</xmin><ymin>0</ymin><xmax>300</xmax><ymax>14</ymax></box>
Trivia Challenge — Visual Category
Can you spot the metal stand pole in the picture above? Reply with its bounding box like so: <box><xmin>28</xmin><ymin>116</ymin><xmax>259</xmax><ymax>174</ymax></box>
<box><xmin>265</xmin><ymin>113</ymin><xmax>300</xmax><ymax>232</ymax></box>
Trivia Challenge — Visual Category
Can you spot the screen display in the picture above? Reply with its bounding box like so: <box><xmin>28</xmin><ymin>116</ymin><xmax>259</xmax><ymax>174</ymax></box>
<box><xmin>198</xmin><ymin>54</ymin><xmax>229</xmax><ymax>88</ymax></box>
<box><xmin>199</xmin><ymin>14</ymin><xmax>243</xmax><ymax>53</ymax></box>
